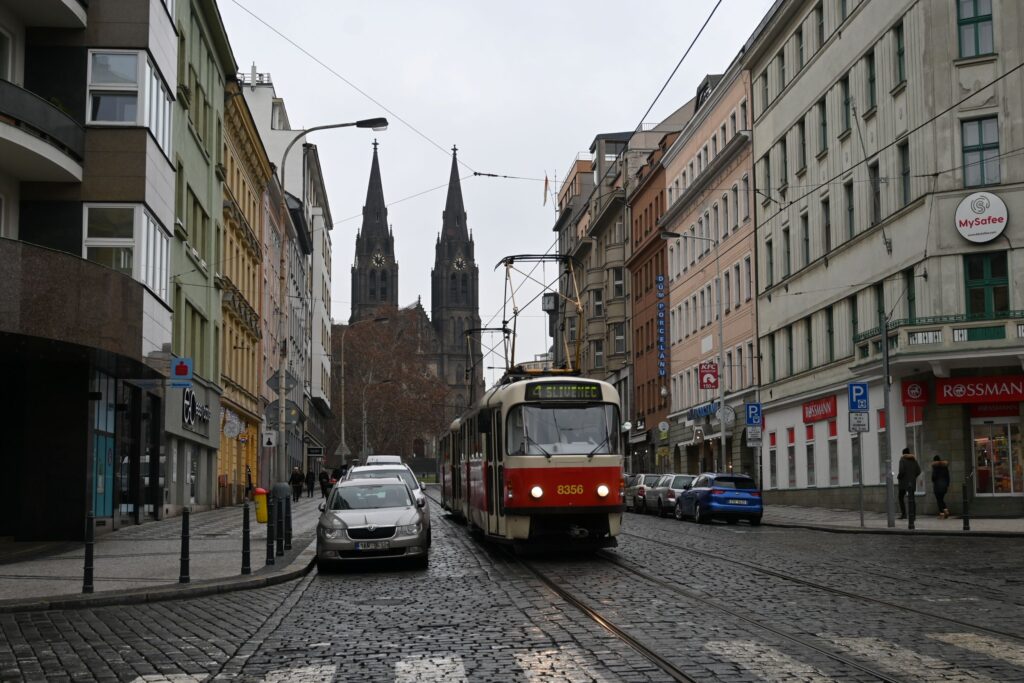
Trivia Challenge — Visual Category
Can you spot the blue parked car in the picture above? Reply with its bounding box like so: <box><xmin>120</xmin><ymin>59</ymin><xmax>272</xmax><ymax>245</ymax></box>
<box><xmin>675</xmin><ymin>472</ymin><xmax>762</xmax><ymax>525</ymax></box>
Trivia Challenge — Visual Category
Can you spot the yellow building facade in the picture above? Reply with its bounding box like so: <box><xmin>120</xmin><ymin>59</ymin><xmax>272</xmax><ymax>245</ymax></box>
<box><xmin>218</xmin><ymin>80</ymin><xmax>272</xmax><ymax>505</ymax></box>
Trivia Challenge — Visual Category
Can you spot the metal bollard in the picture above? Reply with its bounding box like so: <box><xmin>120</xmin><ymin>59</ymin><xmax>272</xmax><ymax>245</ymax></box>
<box><xmin>275</xmin><ymin>499</ymin><xmax>285</xmax><ymax>557</ymax></box>
<box><xmin>241</xmin><ymin>502</ymin><xmax>251</xmax><ymax>575</ymax></box>
<box><xmin>962</xmin><ymin>482</ymin><xmax>971</xmax><ymax>531</ymax></box>
<box><xmin>284</xmin><ymin>496</ymin><xmax>293</xmax><ymax>550</ymax></box>
<box><xmin>179</xmin><ymin>508</ymin><xmax>190</xmax><ymax>584</ymax></box>
<box><xmin>82</xmin><ymin>513</ymin><xmax>95</xmax><ymax>594</ymax></box>
<box><xmin>266</xmin><ymin>500</ymin><xmax>276</xmax><ymax>566</ymax></box>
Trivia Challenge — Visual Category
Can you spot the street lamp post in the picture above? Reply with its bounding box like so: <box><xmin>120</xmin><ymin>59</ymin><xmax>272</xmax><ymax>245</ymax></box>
<box><xmin>278</xmin><ymin>118</ymin><xmax>388</xmax><ymax>188</ymax></box>
<box><xmin>661</xmin><ymin>230</ymin><xmax>728</xmax><ymax>472</ymax></box>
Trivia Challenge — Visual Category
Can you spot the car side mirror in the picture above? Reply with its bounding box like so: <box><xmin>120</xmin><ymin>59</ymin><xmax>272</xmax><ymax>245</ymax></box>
<box><xmin>420</xmin><ymin>482</ymin><xmax>426</xmax><ymax>491</ymax></box>
<box><xmin>318</xmin><ymin>503</ymin><xmax>326</xmax><ymax>512</ymax></box>
<box><xmin>416</xmin><ymin>498</ymin><xmax>426</xmax><ymax>508</ymax></box>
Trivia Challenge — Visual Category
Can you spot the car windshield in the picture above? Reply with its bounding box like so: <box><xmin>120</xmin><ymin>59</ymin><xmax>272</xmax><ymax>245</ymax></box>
<box><xmin>713</xmin><ymin>477</ymin><xmax>757</xmax><ymax>490</ymax></box>
<box><xmin>330</xmin><ymin>484</ymin><xmax>411</xmax><ymax>510</ymax></box>
<box><xmin>506</xmin><ymin>404</ymin><xmax>619</xmax><ymax>456</ymax></box>
<box><xmin>672</xmin><ymin>476</ymin><xmax>695</xmax><ymax>488</ymax></box>
<box><xmin>351</xmin><ymin>469</ymin><xmax>418</xmax><ymax>490</ymax></box>
<box><xmin>643</xmin><ymin>475</ymin><xmax>661</xmax><ymax>486</ymax></box>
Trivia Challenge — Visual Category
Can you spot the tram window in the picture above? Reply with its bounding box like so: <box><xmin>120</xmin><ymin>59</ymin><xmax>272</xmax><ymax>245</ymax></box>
<box><xmin>495</xmin><ymin>410</ymin><xmax>503</xmax><ymax>461</ymax></box>
<box><xmin>506</xmin><ymin>404</ymin><xmax>620</xmax><ymax>455</ymax></box>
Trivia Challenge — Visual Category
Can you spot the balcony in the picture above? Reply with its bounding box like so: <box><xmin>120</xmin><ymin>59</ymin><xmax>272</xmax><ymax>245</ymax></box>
<box><xmin>0</xmin><ymin>80</ymin><xmax>84</xmax><ymax>182</ymax></box>
<box><xmin>851</xmin><ymin>311</ymin><xmax>1024</xmax><ymax>372</ymax></box>
<box><xmin>4</xmin><ymin>0</ymin><xmax>87</xmax><ymax>28</ymax></box>
<box><xmin>0</xmin><ymin>238</ymin><xmax>149</xmax><ymax>363</ymax></box>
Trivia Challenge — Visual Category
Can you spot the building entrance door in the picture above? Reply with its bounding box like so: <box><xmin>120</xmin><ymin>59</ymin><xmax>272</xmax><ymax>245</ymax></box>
<box><xmin>972</xmin><ymin>420</ymin><xmax>1023</xmax><ymax>495</ymax></box>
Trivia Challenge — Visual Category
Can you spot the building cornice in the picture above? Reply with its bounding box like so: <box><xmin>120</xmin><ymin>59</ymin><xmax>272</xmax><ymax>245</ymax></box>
<box><xmin>658</xmin><ymin>132</ymin><xmax>750</xmax><ymax>230</ymax></box>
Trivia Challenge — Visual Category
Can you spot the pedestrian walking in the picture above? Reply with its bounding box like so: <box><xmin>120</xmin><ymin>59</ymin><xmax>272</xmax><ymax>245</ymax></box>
<box><xmin>931</xmin><ymin>454</ymin><xmax>951</xmax><ymax>518</ymax></box>
<box><xmin>305</xmin><ymin>469</ymin><xmax>316</xmax><ymax>498</ymax></box>
<box><xmin>897</xmin><ymin>447</ymin><xmax>921</xmax><ymax>520</ymax></box>
<box><xmin>319</xmin><ymin>469</ymin><xmax>330</xmax><ymax>498</ymax></box>
<box><xmin>289</xmin><ymin>466</ymin><xmax>304</xmax><ymax>502</ymax></box>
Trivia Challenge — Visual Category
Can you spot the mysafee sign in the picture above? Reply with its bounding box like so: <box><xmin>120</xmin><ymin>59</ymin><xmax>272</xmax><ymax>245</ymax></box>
<box><xmin>955</xmin><ymin>192</ymin><xmax>1008</xmax><ymax>244</ymax></box>
<box><xmin>936</xmin><ymin>375</ymin><xmax>1024</xmax><ymax>404</ymax></box>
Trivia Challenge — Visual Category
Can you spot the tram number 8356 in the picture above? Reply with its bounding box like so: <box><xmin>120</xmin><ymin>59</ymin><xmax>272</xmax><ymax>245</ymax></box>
<box><xmin>556</xmin><ymin>484</ymin><xmax>583</xmax><ymax>495</ymax></box>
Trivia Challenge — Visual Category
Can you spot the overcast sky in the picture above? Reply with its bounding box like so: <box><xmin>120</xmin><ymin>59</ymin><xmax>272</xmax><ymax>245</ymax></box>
<box><xmin>220</xmin><ymin>0</ymin><xmax>775</xmax><ymax>387</ymax></box>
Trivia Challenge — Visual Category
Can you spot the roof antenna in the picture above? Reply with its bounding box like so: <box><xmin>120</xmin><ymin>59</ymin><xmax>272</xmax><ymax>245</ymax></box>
<box><xmin>249</xmin><ymin>62</ymin><xmax>257</xmax><ymax>91</ymax></box>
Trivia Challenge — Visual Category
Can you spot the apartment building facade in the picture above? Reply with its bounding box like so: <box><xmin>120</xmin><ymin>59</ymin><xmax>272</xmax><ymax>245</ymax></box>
<box><xmin>748</xmin><ymin>0</ymin><xmax>1024</xmax><ymax>514</ymax></box>
<box><xmin>661</xmin><ymin>69</ymin><xmax>758</xmax><ymax>478</ymax></box>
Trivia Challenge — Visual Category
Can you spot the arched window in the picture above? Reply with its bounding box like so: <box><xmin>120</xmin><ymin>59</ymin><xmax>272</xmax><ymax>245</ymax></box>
<box><xmin>380</xmin><ymin>271</ymin><xmax>388</xmax><ymax>300</ymax></box>
<box><xmin>457</xmin><ymin>317</ymin><xmax>464</xmax><ymax>343</ymax></box>
<box><xmin>461</xmin><ymin>274</ymin><xmax>469</xmax><ymax>302</ymax></box>
<box><xmin>369</xmin><ymin>270</ymin><xmax>377</xmax><ymax>297</ymax></box>
<box><xmin>451</xmin><ymin>319</ymin><xmax>457</xmax><ymax>345</ymax></box>
<box><xmin>449</xmin><ymin>273</ymin><xmax>457</xmax><ymax>301</ymax></box>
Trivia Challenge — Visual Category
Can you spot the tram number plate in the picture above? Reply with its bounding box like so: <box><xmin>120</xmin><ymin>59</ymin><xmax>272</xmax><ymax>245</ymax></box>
<box><xmin>727</xmin><ymin>499</ymin><xmax>747</xmax><ymax>505</ymax></box>
<box><xmin>355</xmin><ymin>541</ymin><xmax>390</xmax><ymax>550</ymax></box>
<box><xmin>556</xmin><ymin>485</ymin><xmax>583</xmax><ymax>495</ymax></box>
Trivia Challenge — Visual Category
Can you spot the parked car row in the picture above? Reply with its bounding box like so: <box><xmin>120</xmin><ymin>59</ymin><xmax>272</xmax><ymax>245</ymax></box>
<box><xmin>624</xmin><ymin>472</ymin><xmax>762</xmax><ymax>525</ymax></box>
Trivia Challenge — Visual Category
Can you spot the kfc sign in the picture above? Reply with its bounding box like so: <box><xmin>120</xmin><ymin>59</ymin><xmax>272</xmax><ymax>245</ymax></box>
<box><xmin>901</xmin><ymin>380</ymin><xmax>928</xmax><ymax>406</ymax></box>
<box><xmin>802</xmin><ymin>395</ymin><xmax>837</xmax><ymax>423</ymax></box>
<box><xmin>699</xmin><ymin>360</ymin><xmax>719</xmax><ymax>390</ymax></box>
<box><xmin>955</xmin><ymin>192</ymin><xmax>1008</xmax><ymax>244</ymax></box>
<box><xmin>936</xmin><ymin>375</ymin><xmax>1024</xmax><ymax>404</ymax></box>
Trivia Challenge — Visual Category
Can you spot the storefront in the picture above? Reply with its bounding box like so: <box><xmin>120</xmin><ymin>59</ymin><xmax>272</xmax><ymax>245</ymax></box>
<box><xmin>163</xmin><ymin>382</ymin><xmax>220</xmax><ymax>516</ymax></box>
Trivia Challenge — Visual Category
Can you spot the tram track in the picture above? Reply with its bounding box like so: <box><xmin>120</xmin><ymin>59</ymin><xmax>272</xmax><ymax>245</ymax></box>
<box><xmin>425</xmin><ymin>490</ymin><xmax>903</xmax><ymax>681</ymax></box>
<box><xmin>619</xmin><ymin>529</ymin><xmax>1024</xmax><ymax>644</ymax></box>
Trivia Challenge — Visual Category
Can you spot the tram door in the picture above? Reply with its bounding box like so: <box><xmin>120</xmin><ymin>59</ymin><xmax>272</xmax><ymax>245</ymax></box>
<box><xmin>487</xmin><ymin>408</ymin><xmax>505</xmax><ymax>538</ymax></box>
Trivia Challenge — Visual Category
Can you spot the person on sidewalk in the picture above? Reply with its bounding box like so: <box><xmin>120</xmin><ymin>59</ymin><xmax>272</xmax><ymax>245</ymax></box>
<box><xmin>319</xmin><ymin>468</ymin><xmax>330</xmax><ymax>498</ymax></box>
<box><xmin>897</xmin><ymin>448</ymin><xmax>921</xmax><ymax>520</ymax></box>
<box><xmin>289</xmin><ymin>467</ymin><xmax>304</xmax><ymax>502</ymax></box>
<box><xmin>305</xmin><ymin>469</ymin><xmax>316</xmax><ymax>498</ymax></box>
<box><xmin>931</xmin><ymin>454</ymin><xmax>951</xmax><ymax>518</ymax></box>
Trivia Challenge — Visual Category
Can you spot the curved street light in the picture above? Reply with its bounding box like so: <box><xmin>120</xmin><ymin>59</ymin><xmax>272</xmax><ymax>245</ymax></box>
<box><xmin>279</xmin><ymin>117</ymin><xmax>389</xmax><ymax>187</ymax></box>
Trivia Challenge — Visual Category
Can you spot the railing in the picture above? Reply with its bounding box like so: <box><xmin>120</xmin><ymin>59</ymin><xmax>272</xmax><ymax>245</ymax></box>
<box><xmin>852</xmin><ymin>310</ymin><xmax>1024</xmax><ymax>361</ymax></box>
<box><xmin>854</xmin><ymin>311</ymin><xmax>1024</xmax><ymax>343</ymax></box>
<box><xmin>0</xmin><ymin>80</ymin><xmax>85</xmax><ymax>160</ymax></box>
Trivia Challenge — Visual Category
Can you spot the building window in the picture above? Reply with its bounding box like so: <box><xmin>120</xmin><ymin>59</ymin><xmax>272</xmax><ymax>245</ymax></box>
<box><xmin>815</xmin><ymin>2</ymin><xmax>825</xmax><ymax>49</ymax></box>
<box><xmin>840</xmin><ymin>0</ymin><xmax>848</xmax><ymax>21</ymax></box>
<box><xmin>797</xmin><ymin>119</ymin><xmax>807</xmax><ymax>171</ymax></box>
<box><xmin>894</xmin><ymin>22</ymin><xmax>906</xmax><ymax>84</ymax></box>
<box><xmin>724</xmin><ymin>271</ymin><xmax>731</xmax><ymax>312</ymax></box>
<box><xmin>747</xmin><ymin>342</ymin><xmax>755</xmax><ymax>386</ymax></box>
<box><xmin>761</xmin><ymin>154</ymin><xmax>771</xmax><ymax>201</ymax></box>
<box><xmin>613</xmin><ymin>323</ymin><xmax>626</xmax><ymax>355</ymax></box>
<box><xmin>722</xmin><ymin>196</ymin><xmax>730</xmax><ymax>237</ymax></box>
<box><xmin>593</xmin><ymin>340</ymin><xmax>604</xmax><ymax>369</ymax></box>
<box><xmin>0</xmin><ymin>27</ymin><xmax>11</xmax><ymax>81</ymax></box>
<box><xmin>777</xmin><ymin>50</ymin><xmax>786</xmax><ymax>89</ymax></box>
<box><xmin>593</xmin><ymin>288</ymin><xmax>604</xmax><ymax>317</ymax></box>
<box><xmin>828</xmin><ymin>420</ymin><xmax>839</xmax><ymax>485</ymax></box>
<box><xmin>768</xmin><ymin>437</ymin><xmax>777</xmax><ymax>489</ymax></box>
<box><xmin>840</xmin><ymin>74</ymin><xmax>851</xmax><ymax>132</ymax></box>
<box><xmin>817</xmin><ymin>98</ymin><xmax>828</xmax><ymax>153</ymax></box>
<box><xmin>866</xmin><ymin>49</ymin><xmax>877</xmax><ymax>109</ymax></box>
<box><xmin>796</xmin><ymin>27</ymin><xmax>805</xmax><ymax>69</ymax></box>
<box><xmin>744</xmin><ymin>256</ymin><xmax>752</xmax><ymax>301</ymax></box>
<box><xmin>800</xmin><ymin>213</ymin><xmax>810</xmax><ymax>266</ymax></box>
<box><xmin>958</xmin><ymin>0</ymin><xmax>994</xmax><ymax>58</ymax></box>
<box><xmin>765</xmin><ymin>239</ymin><xmax>774</xmax><ymax>288</ymax></box>
<box><xmin>767</xmin><ymin>334</ymin><xmax>776</xmax><ymax>382</ymax></box>
<box><xmin>868</xmin><ymin>161</ymin><xmax>881</xmax><ymax>224</ymax></box>
<box><xmin>734</xmin><ymin>263</ymin><xmax>742</xmax><ymax>307</ymax></box>
<box><xmin>844</xmin><ymin>180</ymin><xmax>855</xmax><ymax>239</ymax></box>
<box><xmin>965</xmin><ymin>252</ymin><xmax>1009</xmax><ymax>319</ymax></box>
<box><xmin>742</xmin><ymin>176</ymin><xmax>751</xmax><ymax>218</ymax></box>
<box><xmin>186</xmin><ymin>188</ymin><xmax>210</xmax><ymax>262</ymax></box>
<box><xmin>904</xmin><ymin>267</ymin><xmax>916</xmax><ymax>323</ymax></box>
<box><xmin>782</xmin><ymin>227</ymin><xmax>791</xmax><ymax>278</ymax></box>
<box><xmin>804</xmin><ymin>316</ymin><xmax>813</xmax><ymax>371</ymax></box>
<box><xmin>787</xmin><ymin>428</ymin><xmax>797</xmax><ymax>488</ymax></box>
<box><xmin>567</xmin><ymin>317</ymin><xmax>577</xmax><ymax>343</ymax></box>
<box><xmin>826</xmin><ymin>304</ymin><xmax>835</xmax><ymax>362</ymax></box>
<box><xmin>898</xmin><ymin>141</ymin><xmax>911</xmax><ymax>206</ymax></box>
<box><xmin>761</xmin><ymin>70</ymin><xmax>769</xmax><ymax>112</ymax></box>
<box><xmin>87</xmin><ymin>50</ymin><xmax>173</xmax><ymax>153</ymax></box>
<box><xmin>806</xmin><ymin>427</ymin><xmax>816</xmax><ymax>487</ymax></box>
<box><xmin>785</xmin><ymin>324</ymin><xmax>794</xmax><ymax>376</ymax></box>
<box><xmin>779</xmin><ymin>140</ymin><xmax>788</xmax><ymax>188</ymax></box>
<box><xmin>962</xmin><ymin>117</ymin><xmax>1000</xmax><ymax>187</ymax></box>
<box><xmin>822</xmin><ymin>197</ymin><xmax>832</xmax><ymax>253</ymax></box>
<box><xmin>83</xmin><ymin>204</ymin><xmax>170</xmax><ymax>301</ymax></box>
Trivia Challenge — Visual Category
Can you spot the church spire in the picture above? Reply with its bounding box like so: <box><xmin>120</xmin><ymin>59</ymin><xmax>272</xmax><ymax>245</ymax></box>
<box><xmin>362</xmin><ymin>140</ymin><xmax>388</xmax><ymax>236</ymax></box>
<box><xmin>441</xmin><ymin>146</ymin><xmax>468</xmax><ymax>240</ymax></box>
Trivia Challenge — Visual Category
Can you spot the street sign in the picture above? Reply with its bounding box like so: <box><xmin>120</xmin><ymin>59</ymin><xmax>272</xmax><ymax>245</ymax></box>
<box><xmin>699</xmin><ymin>360</ymin><xmax>719</xmax><ymax>390</ymax></box>
<box><xmin>849</xmin><ymin>411</ymin><xmax>869</xmax><ymax>432</ymax></box>
<box><xmin>170</xmin><ymin>357</ymin><xmax>193</xmax><ymax>389</ymax></box>
<box><xmin>746</xmin><ymin>430</ymin><xmax>762</xmax><ymax>448</ymax></box>
<box><xmin>266</xmin><ymin>370</ymin><xmax>299</xmax><ymax>394</ymax></box>
<box><xmin>848</xmin><ymin>382</ymin><xmax>869</xmax><ymax>412</ymax></box>
<box><xmin>307</xmin><ymin>446</ymin><xmax>324</xmax><ymax>456</ymax></box>
<box><xmin>745</xmin><ymin>403</ymin><xmax>763</xmax><ymax>427</ymax></box>
<box><xmin>261</xmin><ymin>431</ymin><xmax>278</xmax><ymax>448</ymax></box>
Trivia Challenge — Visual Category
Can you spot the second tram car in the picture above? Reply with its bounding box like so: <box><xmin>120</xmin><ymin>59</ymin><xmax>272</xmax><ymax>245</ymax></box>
<box><xmin>440</xmin><ymin>372</ymin><xmax>623</xmax><ymax>547</ymax></box>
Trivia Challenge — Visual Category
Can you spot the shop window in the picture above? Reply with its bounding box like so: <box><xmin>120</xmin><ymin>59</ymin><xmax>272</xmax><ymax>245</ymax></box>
<box><xmin>768</xmin><ymin>431</ymin><xmax>777</xmax><ymax>489</ymax></box>
<box><xmin>805</xmin><ymin>425</ymin><xmax>816</xmax><ymax>487</ymax></box>
<box><xmin>787</xmin><ymin>428</ymin><xmax>796</xmax><ymax>488</ymax></box>
<box><xmin>828</xmin><ymin>419</ymin><xmax>838</xmax><ymax>485</ymax></box>
<box><xmin>964</xmin><ymin>252</ymin><xmax>1008</xmax><ymax>319</ymax></box>
<box><xmin>972</xmin><ymin>421</ymin><xmax>1022</xmax><ymax>495</ymax></box>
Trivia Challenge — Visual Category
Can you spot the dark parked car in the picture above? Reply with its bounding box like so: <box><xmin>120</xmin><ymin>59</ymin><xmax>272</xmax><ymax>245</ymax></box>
<box><xmin>648</xmin><ymin>473</ymin><xmax>696</xmax><ymax>517</ymax></box>
<box><xmin>676</xmin><ymin>473</ymin><xmax>763</xmax><ymax>525</ymax></box>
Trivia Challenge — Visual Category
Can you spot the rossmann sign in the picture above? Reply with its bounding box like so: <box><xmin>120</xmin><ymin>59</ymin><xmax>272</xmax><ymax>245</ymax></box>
<box><xmin>936</xmin><ymin>376</ymin><xmax>1024</xmax><ymax>404</ymax></box>
<box><xmin>955</xmin><ymin>192</ymin><xmax>1008</xmax><ymax>244</ymax></box>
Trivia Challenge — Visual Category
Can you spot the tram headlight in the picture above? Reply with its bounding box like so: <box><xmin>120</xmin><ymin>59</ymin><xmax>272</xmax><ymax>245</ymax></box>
<box><xmin>596</xmin><ymin>484</ymin><xmax>610</xmax><ymax>498</ymax></box>
<box><xmin>530</xmin><ymin>485</ymin><xmax>544</xmax><ymax>499</ymax></box>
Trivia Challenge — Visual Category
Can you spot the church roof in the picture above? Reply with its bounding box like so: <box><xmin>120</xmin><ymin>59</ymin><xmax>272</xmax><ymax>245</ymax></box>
<box><xmin>441</xmin><ymin>147</ymin><xmax>469</xmax><ymax>241</ymax></box>
<box><xmin>361</xmin><ymin>141</ymin><xmax>389</xmax><ymax>237</ymax></box>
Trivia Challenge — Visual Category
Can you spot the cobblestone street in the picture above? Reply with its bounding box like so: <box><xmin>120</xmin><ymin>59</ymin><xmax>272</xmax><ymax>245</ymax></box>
<box><xmin>3</xmin><ymin>498</ymin><xmax>1024</xmax><ymax>682</ymax></box>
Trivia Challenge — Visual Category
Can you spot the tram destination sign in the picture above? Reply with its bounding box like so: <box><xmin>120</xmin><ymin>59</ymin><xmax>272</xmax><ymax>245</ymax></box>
<box><xmin>526</xmin><ymin>382</ymin><xmax>602</xmax><ymax>401</ymax></box>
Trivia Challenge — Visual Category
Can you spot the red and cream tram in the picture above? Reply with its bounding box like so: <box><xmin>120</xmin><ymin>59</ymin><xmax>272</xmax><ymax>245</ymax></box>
<box><xmin>439</xmin><ymin>372</ymin><xmax>623</xmax><ymax>547</ymax></box>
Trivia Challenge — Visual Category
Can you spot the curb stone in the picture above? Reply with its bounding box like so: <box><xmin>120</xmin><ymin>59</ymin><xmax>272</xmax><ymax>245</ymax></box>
<box><xmin>763</xmin><ymin>520</ymin><xmax>1024</xmax><ymax>538</ymax></box>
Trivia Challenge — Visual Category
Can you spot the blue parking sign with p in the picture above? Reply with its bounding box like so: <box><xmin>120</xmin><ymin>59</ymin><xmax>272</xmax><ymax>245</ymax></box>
<box><xmin>848</xmin><ymin>382</ymin><xmax>869</xmax><ymax>412</ymax></box>
<box><xmin>745</xmin><ymin>403</ymin><xmax>762</xmax><ymax>427</ymax></box>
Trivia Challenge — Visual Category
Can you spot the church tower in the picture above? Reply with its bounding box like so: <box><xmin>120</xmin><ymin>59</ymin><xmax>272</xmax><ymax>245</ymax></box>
<box><xmin>350</xmin><ymin>141</ymin><xmax>398</xmax><ymax>323</ymax></box>
<box><xmin>431</xmin><ymin>147</ymin><xmax>485</xmax><ymax>414</ymax></box>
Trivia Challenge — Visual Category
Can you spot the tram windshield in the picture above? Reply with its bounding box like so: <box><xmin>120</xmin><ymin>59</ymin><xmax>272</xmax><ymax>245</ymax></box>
<box><xmin>506</xmin><ymin>404</ymin><xmax>620</xmax><ymax>456</ymax></box>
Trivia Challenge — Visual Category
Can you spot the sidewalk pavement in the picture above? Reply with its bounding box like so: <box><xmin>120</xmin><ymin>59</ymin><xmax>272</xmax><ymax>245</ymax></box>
<box><xmin>0</xmin><ymin>492</ymin><xmax>327</xmax><ymax>611</ymax></box>
<box><xmin>764</xmin><ymin>504</ymin><xmax>1024</xmax><ymax>536</ymax></box>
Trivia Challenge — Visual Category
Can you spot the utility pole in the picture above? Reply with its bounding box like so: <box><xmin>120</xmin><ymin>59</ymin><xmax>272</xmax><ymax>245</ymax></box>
<box><xmin>881</xmin><ymin>304</ymin><xmax>896</xmax><ymax>528</ymax></box>
<box><xmin>277</xmin><ymin>202</ymin><xmax>289</xmax><ymax>485</ymax></box>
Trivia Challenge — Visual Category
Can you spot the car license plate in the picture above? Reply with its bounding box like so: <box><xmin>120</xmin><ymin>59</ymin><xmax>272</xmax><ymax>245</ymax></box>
<box><xmin>727</xmin><ymin>499</ymin><xmax>747</xmax><ymax>505</ymax></box>
<box><xmin>355</xmin><ymin>541</ymin><xmax>390</xmax><ymax>550</ymax></box>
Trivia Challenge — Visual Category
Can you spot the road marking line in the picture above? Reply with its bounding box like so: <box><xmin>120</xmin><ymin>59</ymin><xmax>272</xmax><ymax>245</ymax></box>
<box><xmin>829</xmin><ymin>636</ymin><xmax>996</xmax><ymax>682</ymax></box>
<box><xmin>704</xmin><ymin>640</ymin><xmax>837</xmax><ymax>681</ymax></box>
<box><xmin>514</xmin><ymin>647</ymin><xmax>611</xmax><ymax>682</ymax></box>
<box><xmin>930</xmin><ymin>632</ymin><xmax>1024</xmax><ymax>668</ymax></box>
<box><xmin>395</xmin><ymin>655</ymin><xmax>467</xmax><ymax>682</ymax></box>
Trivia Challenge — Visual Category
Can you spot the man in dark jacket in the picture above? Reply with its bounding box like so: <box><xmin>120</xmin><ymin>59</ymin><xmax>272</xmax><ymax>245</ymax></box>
<box><xmin>319</xmin><ymin>469</ymin><xmax>331</xmax><ymax>498</ymax></box>
<box><xmin>289</xmin><ymin>467</ymin><xmax>304</xmax><ymax>502</ymax></box>
<box><xmin>897</xmin><ymin>448</ymin><xmax>921</xmax><ymax>519</ymax></box>
<box><xmin>931</xmin><ymin>455</ymin><xmax>951</xmax><ymax>518</ymax></box>
<box><xmin>305</xmin><ymin>469</ymin><xmax>316</xmax><ymax>498</ymax></box>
